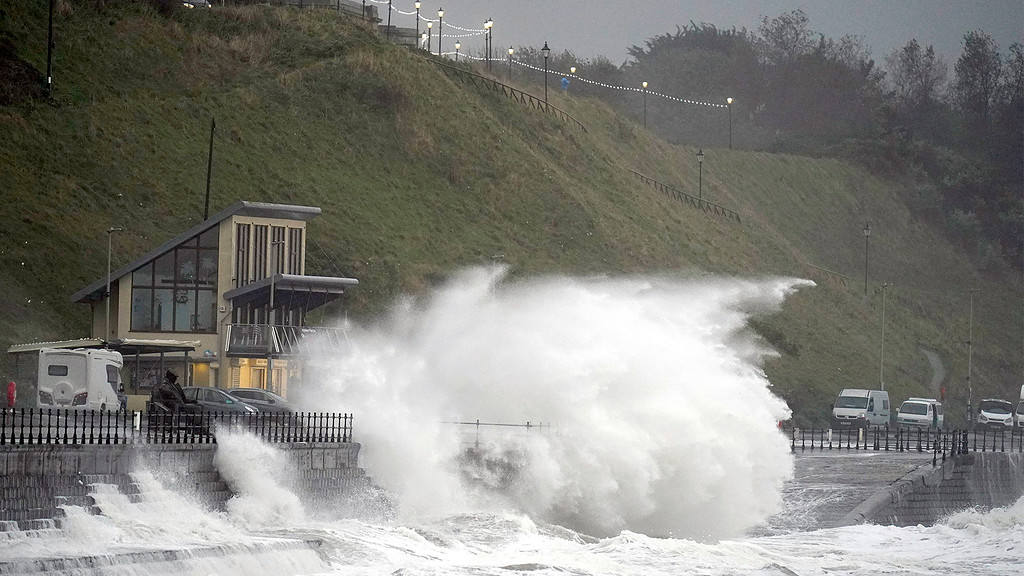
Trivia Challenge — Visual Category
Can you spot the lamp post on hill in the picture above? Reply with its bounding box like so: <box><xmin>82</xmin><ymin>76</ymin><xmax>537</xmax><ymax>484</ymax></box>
<box><xmin>726</xmin><ymin>97</ymin><xmax>734</xmax><ymax>149</ymax></box>
<box><xmin>863</xmin><ymin>221</ymin><xmax>871</xmax><ymax>295</ymax></box>
<box><xmin>455</xmin><ymin>41</ymin><xmax>461</xmax><ymax>62</ymax></box>
<box><xmin>105</xmin><ymin>227</ymin><xmax>124</xmax><ymax>342</ymax></box>
<box><xmin>437</xmin><ymin>8</ymin><xmax>444</xmax><ymax>57</ymax></box>
<box><xmin>642</xmin><ymin>81</ymin><xmax>648</xmax><ymax>128</ymax></box>
<box><xmin>414</xmin><ymin>1</ymin><xmax>420</xmax><ymax>40</ymax></box>
<box><xmin>484</xmin><ymin>18</ymin><xmax>494</xmax><ymax>72</ymax></box>
<box><xmin>507</xmin><ymin>46</ymin><xmax>514</xmax><ymax>81</ymax></box>
<box><xmin>541</xmin><ymin>41</ymin><xmax>551</xmax><ymax>108</ymax></box>
<box><xmin>426</xmin><ymin>22</ymin><xmax>432</xmax><ymax>53</ymax></box>
<box><xmin>696</xmin><ymin>148</ymin><xmax>704</xmax><ymax>203</ymax></box>
<box><xmin>386</xmin><ymin>0</ymin><xmax>392</xmax><ymax>40</ymax></box>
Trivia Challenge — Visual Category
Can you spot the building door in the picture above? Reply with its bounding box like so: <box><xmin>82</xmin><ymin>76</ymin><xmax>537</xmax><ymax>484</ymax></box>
<box><xmin>251</xmin><ymin>367</ymin><xmax>266</xmax><ymax>390</ymax></box>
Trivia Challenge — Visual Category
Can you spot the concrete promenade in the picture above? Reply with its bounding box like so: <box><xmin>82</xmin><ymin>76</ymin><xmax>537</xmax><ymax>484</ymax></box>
<box><xmin>755</xmin><ymin>451</ymin><xmax>933</xmax><ymax>534</ymax></box>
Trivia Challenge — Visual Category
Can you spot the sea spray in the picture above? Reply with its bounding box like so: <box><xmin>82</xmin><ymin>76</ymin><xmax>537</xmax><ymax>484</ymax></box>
<box><xmin>214</xmin><ymin>429</ymin><xmax>305</xmax><ymax>529</ymax></box>
<box><xmin>300</xmin><ymin>267</ymin><xmax>810</xmax><ymax>539</ymax></box>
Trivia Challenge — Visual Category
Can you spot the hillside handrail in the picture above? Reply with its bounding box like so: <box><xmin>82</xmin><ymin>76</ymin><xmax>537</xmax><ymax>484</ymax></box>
<box><xmin>429</xmin><ymin>61</ymin><xmax>587</xmax><ymax>133</ymax></box>
<box><xmin>629</xmin><ymin>169</ymin><xmax>741</xmax><ymax>223</ymax></box>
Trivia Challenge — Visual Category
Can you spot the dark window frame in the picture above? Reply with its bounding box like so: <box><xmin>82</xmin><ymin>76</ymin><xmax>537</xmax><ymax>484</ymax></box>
<box><xmin>130</xmin><ymin>231</ymin><xmax>219</xmax><ymax>334</ymax></box>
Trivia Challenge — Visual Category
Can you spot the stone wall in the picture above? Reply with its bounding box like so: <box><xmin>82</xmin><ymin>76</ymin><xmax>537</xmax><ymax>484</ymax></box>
<box><xmin>842</xmin><ymin>452</ymin><xmax>1024</xmax><ymax>526</ymax></box>
<box><xmin>0</xmin><ymin>442</ymin><xmax>369</xmax><ymax>529</ymax></box>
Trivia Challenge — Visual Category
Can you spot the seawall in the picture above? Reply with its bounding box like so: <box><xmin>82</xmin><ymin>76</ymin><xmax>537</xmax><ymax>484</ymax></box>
<box><xmin>0</xmin><ymin>442</ymin><xmax>370</xmax><ymax>528</ymax></box>
<box><xmin>842</xmin><ymin>452</ymin><xmax>1024</xmax><ymax>526</ymax></box>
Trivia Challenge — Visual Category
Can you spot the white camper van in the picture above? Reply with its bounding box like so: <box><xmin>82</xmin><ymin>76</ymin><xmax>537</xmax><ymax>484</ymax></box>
<box><xmin>36</xmin><ymin>348</ymin><xmax>123</xmax><ymax>410</ymax></box>
<box><xmin>831</xmin><ymin>388</ymin><xmax>890</xmax><ymax>428</ymax></box>
<box><xmin>896</xmin><ymin>398</ymin><xmax>943</xmax><ymax>429</ymax></box>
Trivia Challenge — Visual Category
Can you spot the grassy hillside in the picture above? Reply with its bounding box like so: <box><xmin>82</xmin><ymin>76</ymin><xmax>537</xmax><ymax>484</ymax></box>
<box><xmin>1</xmin><ymin>1</ymin><xmax>1020</xmax><ymax>426</ymax></box>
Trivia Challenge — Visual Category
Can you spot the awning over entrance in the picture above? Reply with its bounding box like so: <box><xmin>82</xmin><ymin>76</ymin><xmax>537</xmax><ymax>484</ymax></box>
<box><xmin>7</xmin><ymin>338</ymin><xmax>198</xmax><ymax>355</ymax></box>
<box><xmin>223</xmin><ymin>274</ymin><xmax>359</xmax><ymax>310</ymax></box>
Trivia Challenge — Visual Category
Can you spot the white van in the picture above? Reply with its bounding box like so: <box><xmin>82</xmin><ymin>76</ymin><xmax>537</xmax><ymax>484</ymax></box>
<box><xmin>896</xmin><ymin>398</ymin><xmax>943</xmax><ymax>429</ymax></box>
<box><xmin>36</xmin><ymin>348</ymin><xmax>123</xmax><ymax>410</ymax></box>
<box><xmin>832</xmin><ymin>389</ymin><xmax>890</xmax><ymax>428</ymax></box>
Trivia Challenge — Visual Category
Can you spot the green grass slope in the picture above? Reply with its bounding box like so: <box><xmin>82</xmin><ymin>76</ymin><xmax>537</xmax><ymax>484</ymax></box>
<box><xmin>1</xmin><ymin>1</ymin><xmax>1020</xmax><ymax>426</ymax></box>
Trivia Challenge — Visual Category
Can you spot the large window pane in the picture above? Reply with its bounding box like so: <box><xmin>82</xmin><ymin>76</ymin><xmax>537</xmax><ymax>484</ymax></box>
<box><xmin>174</xmin><ymin>289</ymin><xmax>196</xmax><ymax>331</ymax></box>
<box><xmin>199</xmin><ymin>227</ymin><xmax>218</xmax><ymax>248</ymax></box>
<box><xmin>198</xmin><ymin>250</ymin><xmax>218</xmax><ymax>288</ymax></box>
<box><xmin>154</xmin><ymin>252</ymin><xmax>174</xmax><ymax>287</ymax></box>
<box><xmin>154</xmin><ymin>289</ymin><xmax>174</xmax><ymax>331</ymax></box>
<box><xmin>176</xmin><ymin>248</ymin><xmax>197</xmax><ymax>286</ymax></box>
<box><xmin>132</xmin><ymin>263</ymin><xmax>153</xmax><ymax>288</ymax></box>
<box><xmin>196</xmin><ymin>290</ymin><xmax>216</xmax><ymax>332</ymax></box>
<box><xmin>131</xmin><ymin>288</ymin><xmax>153</xmax><ymax>331</ymax></box>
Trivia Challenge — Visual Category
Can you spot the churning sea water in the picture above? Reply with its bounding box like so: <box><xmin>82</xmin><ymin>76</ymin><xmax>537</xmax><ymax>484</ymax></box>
<box><xmin>2</xmin><ymin>269</ymin><xmax>1021</xmax><ymax>574</ymax></box>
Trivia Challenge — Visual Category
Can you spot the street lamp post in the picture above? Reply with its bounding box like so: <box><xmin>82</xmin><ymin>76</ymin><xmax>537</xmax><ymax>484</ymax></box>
<box><xmin>437</xmin><ymin>8</ymin><xmax>444</xmax><ymax>57</ymax></box>
<box><xmin>863</xmin><ymin>222</ymin><xmax>871</xmax><ymax>295</ymax></box>
<box><xmin>541</xmin><ymin>41</ymin><xmax>550</xmax><ymax>107</ymax></box>
<box><xmin>267</xmin><ymin>239</ymin><xmax>284</xmax><ymax>394</ymax></box>
<box><xmin>414</xmin><ymin>1</ymin><xmax>420</xmax><ymax>40</ymax></box>
<box><xmin>642</xmin><ymin>81</ymin><xmax>648</xmax><ymax>128</ymax></box>
<box><xmin>426</xmin><ymin>22</ymin><xmax>432</xmax><ymax>53</ymax></box>
<box><xmin>507</xmin><ymin>46</ymin><xmax>514</xmax><ymax>81</ymax></box>
<box><xmin>696</xmin><ymin>148</ymin><xmax>704</xmax><ymax>202</ymax></box>
<box><xmin>455</xmin><ymin>41</ymin><xmax>461</xmax><ymax>62</ymax></box>
<box><xmin>726</xmin><ymin>97</ymin><xmax>734</xmax><ymax>149</ymax></box>
<box><xmin>105</xmin><ymin>227</ymin><xmax>124</xmax><ymax>341</ymax></box>
<box><xmin>484</xmin><ymin>18</ymin><xmax>493</xmax><ymax>72</ymax></box>
<box><xmin>386</xmin><ymin>0</ymin><xmax>392</xmax><ymax>40</ymax></box>
<box><xmin>879</xmin><ymin>282</ymin><xmax>891</xmax><ymax>391</ymax></box>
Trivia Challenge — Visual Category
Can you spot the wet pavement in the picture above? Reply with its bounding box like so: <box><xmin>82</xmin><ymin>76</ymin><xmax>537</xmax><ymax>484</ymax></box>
<box><xmin>752</xmin><ymin>450</ymin><xmax>934</xmax><ymax>535</ymax></box>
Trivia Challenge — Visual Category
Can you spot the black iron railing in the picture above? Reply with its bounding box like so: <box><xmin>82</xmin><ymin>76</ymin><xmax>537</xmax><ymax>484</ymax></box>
<box><xmin>430</xmin><ymin>61</ymin><xmax>588</xmax><ymax>133</ymax></box>
<box><xmin>442</xmin><ymin>419</ymin><xmax>553</xmax><ymax>449</ymax></box>
<box><xmin>789</xmin><ymin>426</ymin><xmax>1024</xmax><ymax>465</ymax></box>
<box><xmin>629</xmin><ymin>169</ymin><xmax>742</xmax><ymax>223</ymax></box>
<box><xmin>0</xmin><ymin>408</ymin><xmax>352</xmax><ymax>446</ymax></box>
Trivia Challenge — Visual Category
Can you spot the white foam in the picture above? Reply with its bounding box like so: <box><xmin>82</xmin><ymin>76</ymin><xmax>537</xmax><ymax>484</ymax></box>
<box><xmin>214</xmin><ymin>428</ymin><xmax>306</xmax><ymax>529</ymax></box>
<box><xmin>300</xmin><ymin>267</ymin><xmax>805</xmax><ymax>538</ymax></box>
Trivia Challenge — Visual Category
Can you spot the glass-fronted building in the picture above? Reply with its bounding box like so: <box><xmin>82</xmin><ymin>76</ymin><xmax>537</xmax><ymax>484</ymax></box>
<box><xmin>71</xmin><ymin>201</ymin><xmax>358</xmax><ymax>397</ymax></box>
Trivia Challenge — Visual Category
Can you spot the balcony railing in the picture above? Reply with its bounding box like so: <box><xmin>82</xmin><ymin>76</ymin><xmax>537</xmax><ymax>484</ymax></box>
<box><xmin>226</xmin><ymin>324</ymin><xmax>348</xmax><ymax>357</ymax></box>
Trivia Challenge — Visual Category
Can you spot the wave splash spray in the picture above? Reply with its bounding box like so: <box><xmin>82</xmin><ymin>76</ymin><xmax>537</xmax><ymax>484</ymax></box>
<box><xmin>300</xmin><ymin>267</ymin><xmax>809</xmax><ymax>539</ymax></box>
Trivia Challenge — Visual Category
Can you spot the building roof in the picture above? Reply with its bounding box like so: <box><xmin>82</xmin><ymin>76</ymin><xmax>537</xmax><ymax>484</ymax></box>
<box><xmin>223</xmin><ymin>274</ymin><xmax>359</xmax><ymax>309</ymax></box>
<box><xmin>8</xmin><ymin>338</ymin><xmax>199</xmax><ymax>355</ymax></box>
<box><xmin>71</xmin><ymin>201</ymin><xmax>322</xmax><ymax>303</ymax></box>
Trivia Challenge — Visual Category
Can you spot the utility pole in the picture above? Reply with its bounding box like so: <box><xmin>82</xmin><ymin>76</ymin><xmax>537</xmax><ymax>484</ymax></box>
<box><xmin>967</xmin><ymin>288</ymin><xmax>979</xmax><ymax>428</ymax></box>
<box><xmin>863</xmin><ymin>222</ymin><xmax>871</xmax><ymax>295</ymax></box>
<box><xmin>105</xmin><ymin>227</ymin><xmax>124</xmax><ymax>342</ymax></box>
<box><xmin>879</xmin><ymin>282</ymin><xmax>890</xmax><ymax>390</ymax></box>
<box><xmin>45</xmin><ymin>0</ymin><xmax>54</xmax><ymax>95</ymax></box>
<box><xmin>204</xmin><ymin>117</ymin><xmax>215</xmax><ymax>220</ymax></box>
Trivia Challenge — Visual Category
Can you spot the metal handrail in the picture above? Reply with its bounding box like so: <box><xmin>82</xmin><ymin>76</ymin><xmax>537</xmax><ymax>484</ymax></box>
<box><xmin>429</xmin><ymin>61</ymin><xmax>588</xmax><ymax>133</ymax></box>
<box><xmin>629</xmin><ymin>169</ymin><xmax>741</xmax><ymax>223</ymax></box>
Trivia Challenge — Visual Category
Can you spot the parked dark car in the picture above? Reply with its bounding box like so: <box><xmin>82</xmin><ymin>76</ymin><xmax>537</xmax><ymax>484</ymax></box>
<box><xmin>183</xmin><ymin>386</ymin><xmax>259</xmax><ymax>414</ymax></box>
<box><xmin>226</xmin><ymin>388</ymin><xmax>294</xmax><ymax>414</ymax></box>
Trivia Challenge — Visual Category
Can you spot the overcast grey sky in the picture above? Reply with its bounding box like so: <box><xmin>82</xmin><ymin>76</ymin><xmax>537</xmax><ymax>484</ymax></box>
<box><xmin>410</xmin><ymin>0</ymin><xmax>1022</xmax><ymax>68</ymax></box>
